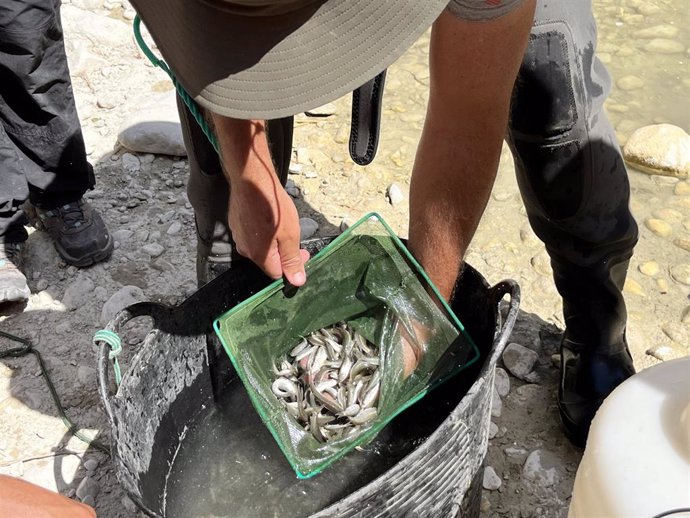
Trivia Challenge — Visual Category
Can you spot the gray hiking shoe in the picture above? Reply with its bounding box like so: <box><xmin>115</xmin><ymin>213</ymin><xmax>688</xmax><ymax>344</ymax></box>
<box><xmin>0</xmin><ymin>242</ymin><xmax>30</xmax><ymax>303</ymax></box>
<box><xmin>33</xmin><ymin>199</ymin><xmax>114</xmax><ymax>267</ymax></box>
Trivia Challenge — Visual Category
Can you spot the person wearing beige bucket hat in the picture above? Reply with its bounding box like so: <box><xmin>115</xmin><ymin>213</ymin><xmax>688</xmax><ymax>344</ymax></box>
<box><xmin>129</xmin><ymin>0</ymin><xmax>536</xmax><ymax>286</ymax></box>
<box><xmin>132</xmin><ymin>0</ymin><xmax>639</xmax><ymax>448</ymax></box>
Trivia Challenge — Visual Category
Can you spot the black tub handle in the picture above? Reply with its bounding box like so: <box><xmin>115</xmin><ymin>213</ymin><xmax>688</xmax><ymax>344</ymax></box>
<box><xmin>488</xmin><ymin>279</ymin><xmax>521</xmax><ymax>357</ymax></box>
<box><xmin>96</xmin><ymin>302</ymin><xmax>166</xmax><ymax>425</ymax></box>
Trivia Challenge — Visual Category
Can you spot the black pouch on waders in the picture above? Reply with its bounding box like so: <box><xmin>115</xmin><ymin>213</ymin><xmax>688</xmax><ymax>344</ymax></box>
<box><xmin>214</xmin><ymin>213</ymin><xmax>480</xmax><ymax>478</ymax></box>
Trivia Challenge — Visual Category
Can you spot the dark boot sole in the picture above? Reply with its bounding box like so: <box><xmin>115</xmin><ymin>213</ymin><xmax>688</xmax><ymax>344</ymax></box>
<box><xmin>557</xmin><ymin>400</ymin><xmax>588</xmax><ymax>448</ymax></box>
<box><xmin>55</xmin><ymin>237</ymin><xmax>114</xmax><ymax>268</ymax></box>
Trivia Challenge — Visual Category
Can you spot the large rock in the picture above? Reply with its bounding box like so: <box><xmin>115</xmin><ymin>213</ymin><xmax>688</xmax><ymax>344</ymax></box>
<box><xmin>100</xmin><ymin>286</ymin><xmax>147</xmax><ymax>325</ymax></box>
<box><xmin>117</xmin><ymin>91</ymin><xmax>187</xmax><ymax>157</ymax></box>
<box><xmin>623</xmin><ymin>124</ymin><xmax>690</xmax><ymax>178</ymax></box>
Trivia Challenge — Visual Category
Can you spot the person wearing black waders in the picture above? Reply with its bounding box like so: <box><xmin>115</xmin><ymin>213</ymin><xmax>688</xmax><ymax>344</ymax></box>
<box><xmin>129</xmin><ymin>0</ymin><xmax>639</xmax><ymax>448</ymax></box>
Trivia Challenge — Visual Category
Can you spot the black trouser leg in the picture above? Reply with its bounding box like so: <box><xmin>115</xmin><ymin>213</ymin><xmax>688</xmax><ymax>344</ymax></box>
<box><xmin>0</xmin><ymin>0</ymin><xmax>94</xmax><ymax>224</ymax></box>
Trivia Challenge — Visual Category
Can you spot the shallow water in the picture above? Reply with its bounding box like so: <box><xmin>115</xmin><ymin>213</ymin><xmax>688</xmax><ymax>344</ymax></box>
<box><xmin>593</xmin><ymin>0</ymin><xmax>689</xmax><ymax>139</ymax></box>
<box><xmin>163</xmin><ymin>380</ymin><xmax>432</xmax><ymax>518</ymax></box>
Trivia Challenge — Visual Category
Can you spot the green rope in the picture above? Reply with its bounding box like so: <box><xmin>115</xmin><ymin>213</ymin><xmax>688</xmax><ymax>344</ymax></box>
<box><xmin>93</xmin><ymin>330</ymin><xmax>122</xmax><ymax>386</ymax></box>
<box><xmin>133</xmin><ymin>16</ymin><xmax>219</xmax><ymax>153</ymax></box>
<box><xmin>0</xmin><ymin>330</ymin><xmax>110</xmax><ymax>455</ymax></box>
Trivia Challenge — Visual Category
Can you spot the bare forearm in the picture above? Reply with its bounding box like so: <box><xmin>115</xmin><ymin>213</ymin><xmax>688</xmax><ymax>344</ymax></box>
<box><xmin>210</xmin><ymin>115</ymin><xmax>275</xmax><ymax>186</ymax></box>
<box><xmin>209</xmin><ymin>114</ymin><xmax>308</xmax><ymax>284</ymax></box>
<box><xmin>0</xmin><ymin>475</ymin><xmax>95</xmax><ymax>518</ymax></box>
<box><xmin>409</xmin><ymin>3</ymin><xmax>536</xmax><ymax>300</ymax></box>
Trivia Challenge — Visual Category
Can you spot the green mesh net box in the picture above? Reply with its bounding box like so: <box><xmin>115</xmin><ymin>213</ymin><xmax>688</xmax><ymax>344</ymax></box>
<box><xmin>213</xmin><ymin>213</ymin><xmax>479</xmax><ymax>478</ymax></box>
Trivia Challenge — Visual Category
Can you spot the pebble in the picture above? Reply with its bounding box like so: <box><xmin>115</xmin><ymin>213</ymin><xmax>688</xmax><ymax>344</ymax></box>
<box><xmin>386</xmin><ymin>183</ymin><xmax>405</xmax><ymax>205</ymax></box>
<box><xmin>288</xmin><ymin>163</ymin><xmax>303</xmax><ymax>175</ymax></box>
<box><xmin>645</xmin><ymin>218</ymin><xmax>673</xmax><ymax>237</ymax></box>
<box><xmin>76</xmin><ymin>475</ymin><xmax>100</xmax><ymax>501</ymax></box>
<box><xmin>113</xmin><ymin>229</ymin><xmax>134</xmax><ymax>244</ymax></box>
<box><xmin>492</xmin><ymin>189</ymin><xmax>513</xmax><ymax>202</ymax></box>
<box><xmin>504</xmin><ymin>446</ymin><xmax>529</xmax><ymax>461</ymax></box>
<box><xmin>494</xmin><ymin>367</ymin><xmax>510</xmax><ymax>397</ymax></box>
<box><xmin>522</xmin><ymin>450</ymin><xmax>560</xmax><ymax>487</ymax></box>
<box><xmin>94</xmin><ymin>286</ymin><xmax>108</xmax><ymax>301</ymax></box>
<box><xmin>339</xmin><ymin>217</ymin><xmax>351</xmax><ymax>233</ymax></box>
<box><xmin>143</xmin><ymin>243</ymin><xmax>165</xmax><ymax>257</ymax></box>
<box><xmin>483</xmin><ymin>466</ymin><xmax>502</xmax><ymax>491</ymax></box>
<box><xmin>285</xmin><ymin>179</ymin><xmax>302</xmax><ymax>198</ymax></box>
<box><xmin>519</xmin><ymin>224</ymin><xmax>540</xmax><ymax>246</ymax></box>
<box><xmin>83</xmin><ymin>458</ymin><xmax>99</xmax><ymax>471</ymax></box>
<box><xmin>502</xmin><ymin>342</ymin><xmax>539</xmax><ymax>381</ymax></box>
<box><xmin>295</xmin><ymin>147</ymin><xmax>311</xmax><ymax>165</ymax></box>
<box><xmin>674</xmin><ymin>237</ymin><xmax>690</xmax><ymax>252</ymax></box>
<box><xmin>646</xmin><ymin>345</ymin><xmax>678</xmax><ymax>361</ymax></box>
<box><xmin>653</xmin><ymin>207</ymin><xmax>684</xmax><ymax>224</ymax></box>
<box><xmin>636</xmin><ymin>4</ymin><xmax>661</xmax><ymax>15</ymax></box>
<box><xmin>299</xmin><ymin>217</ymin><xmax>319</xmax><ymax>240</ymax></box>
<box><xmin>530</xmin><ymin>252</ymin><xmax>552</xmax><ymax>277</ymax></box>
<box><xmin>623</xmin><ymin>277</ymin><xmax>646</xmax><ymax>297</ymax></box>
<box><xmin>616</xmin><ymin>76</ymin><xmax>645</xmax><ymax>91</ymax></box>
<box><xmin>36</xmin><ymin>279</ymin><xmax>49</xmax><ymax>292</ymax></box>
<box><xmin>643</xmin><ymin>39</ymin><xmax>686</xmax><ymax>54</ymax></box>
<box><xmin>166</xmin><ymin>221</ymin><xmax>182</xmax><ymax>235</ymax></box>
<box><xmin>657</xmin><ymin>278</ymin><xmax>669</xmax><ymax>293</ymax></box>
<box><xmin>121</xmin><ymin>153</ymin><xmax>141</xmax><ymax>175</ymax></box>
<box><xmin>662</xmin><ymin>322</ymin><xmax>690</xmax><ymax>346</ymax></box>
<box><xmin>489</xmin><ymin>421</ymin><xmax>499</xmax><ymax>439</ymax></box>
<box><xmin>55</xmin><ymin>321</ymin><xmax>71</xmax><ymax>334</ymax></box>
<box><xmin>670</xmin><ymin>264</ymin><xmax>690</xmax><ymax>286</ymax></box>
<box><xmin>635</xmin><ymin>25</ymin><xmax>680</xmax><ymax>39</ymax></box>
<box><xmin>675</xmin><ymin>182</ymin><xmax>690</xmax><ymax>196</ymax></box>
<box><xmin>491</xmin><ymin>385</ymin><xmax>502</xmax><ymax>418</ymax></box>
<box><xmin>638</xmin><ymin>261</ymin><xmax>660</xmax><ymax>276</ymax></box>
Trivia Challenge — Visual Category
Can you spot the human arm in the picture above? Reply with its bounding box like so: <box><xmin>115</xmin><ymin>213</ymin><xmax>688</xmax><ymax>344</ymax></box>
<box><xmin>0</xmin><ymin>475</ymin><xmax>96</xmax><ymax>518</ymax></box>
<box><xmin>210</xmin><ymin>115</ymin><xmax>309</xmax><ymax>286</ymax></box>
<box><xmin>409</xmin><ymin>2</ymin><xmax>536</xmax><ymax>301</ymax></box>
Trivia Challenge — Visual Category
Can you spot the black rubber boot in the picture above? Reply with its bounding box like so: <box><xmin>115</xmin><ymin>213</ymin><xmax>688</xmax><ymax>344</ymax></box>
<box><xmin>553</xmin><ymin>257</ymin><xmax>636</xmax><ymax>446</ymax></box>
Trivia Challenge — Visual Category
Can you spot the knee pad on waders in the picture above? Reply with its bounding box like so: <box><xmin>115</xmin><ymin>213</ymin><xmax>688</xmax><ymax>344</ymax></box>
<box><xmin>507</xmin><ymin>22</ymin><xmax>637</xmax><ymax>261</ymax></box>
<box><xmin>508</xmin><ymin>24</ymin><xmax>592</xmax><ymax>223</ymax></box>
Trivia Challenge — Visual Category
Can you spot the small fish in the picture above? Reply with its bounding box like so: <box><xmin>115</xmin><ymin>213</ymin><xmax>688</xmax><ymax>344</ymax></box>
<box><xmin>273</xmin><ymin>322</ymin><xmax>382</xmax><ymax>443</ymax></box>
<box><xmin>350</xmin><ymin>408</ymin><xmax>378</xmax><ymax>426</ymax></box>
<box><xmin>272</xmin><ymin>378</ymin><xmax>298</xmax><ymax>399</ymax></box>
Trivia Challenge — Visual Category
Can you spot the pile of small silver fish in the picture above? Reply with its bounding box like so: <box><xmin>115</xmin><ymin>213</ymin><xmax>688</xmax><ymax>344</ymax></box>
<box><xmin>271</xmin><ymin>321</ymin><xmax>380</xmax><ymax>443</ymax></box>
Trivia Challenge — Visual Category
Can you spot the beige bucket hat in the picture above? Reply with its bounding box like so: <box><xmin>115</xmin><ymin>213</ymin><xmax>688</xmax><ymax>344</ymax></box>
<box><xmin>129</xmin><ymin>0</ymin><xmax>449</xmax><ymax>120</ymax></box>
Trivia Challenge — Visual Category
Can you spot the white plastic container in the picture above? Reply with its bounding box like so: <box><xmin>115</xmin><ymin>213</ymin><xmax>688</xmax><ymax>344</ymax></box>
<box><xmin>569</xmin><ymin>356</ymin><xmax>690</xmax><ymax>518</ymax></box>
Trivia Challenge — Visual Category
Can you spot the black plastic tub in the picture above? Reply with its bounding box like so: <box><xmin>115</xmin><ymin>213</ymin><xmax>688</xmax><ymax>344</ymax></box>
<box><xmin>97</xmin><ymin>238</ymin><xmax>520</xmax><ymax>518</ymax></box>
